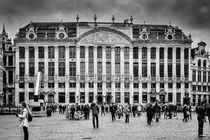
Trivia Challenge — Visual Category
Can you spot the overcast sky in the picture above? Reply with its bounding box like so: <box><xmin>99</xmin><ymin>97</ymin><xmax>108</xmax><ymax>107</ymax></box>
<box><xmin>0</xmin><ymin>0</ymin><xmax>209</xmax><ymax>49</ymax></box>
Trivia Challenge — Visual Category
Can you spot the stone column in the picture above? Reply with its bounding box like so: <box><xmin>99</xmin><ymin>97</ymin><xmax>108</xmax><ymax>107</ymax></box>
<box><xmin>34</xmin><ymin>46</ymin><xmax>38</xmax><ymax>74</ymax></box>
<box><xmin>76</xmin><ymin>46</ymin><xmax>80</xmax><ymax>104</ymax></box>
<box><xmin>156</xmin><ymin>47</ymin><xmax>160</xmax><ymax>101</ymax></box>
<box><xmin>180</xmin><ymin>47</ymin><xmax>185</xmax><ymax>105</ymax></box>
<box><xmin>111</xmin><ymin>46</ymin><xmax>115</xmax><ymax>102</ymax></box>
<box><xmin>139</xmin><ymin>47</ymin><xmax>142</xmax><ymax>104</ymax></box>
<box><xmin>15</xmin><ymin>47</ymin><xmax>19</xmax><ymax>105</ymax></box>
<box><xmin>102</xmin><ymin>46</ymin><xmax>106</xmax><ymax>103</ymax></box>
<box><xmin>54</xmin><ymin>46</ymin><xmax>58</xmax><ymax>103</ymax></box>
<box><xmin>147</xmin><ymin>47</ymin><xmax>151</xmax><ymax>103</ymax></box>
<box><xmin>120</xmin><ymin>46</ymin><xmax>124</xmax><ymax>104</ymax></box>
<box><xmin>44</xmin><ymin>46</ymin><xmax>48</xmax><ymax>96</ymax></box>
<box><xmin>85</xmin><ymin>46</ymin><xmax>89</xmax><ymax>103</ymax></box>
<box><xmin>164</xmin><ymin>48</ymin><xmax>168</xmax><ymax>102</ymax></box>
<box><xmin>129</xmin><ymin>46</ymin><xmax>133</xmax><ymax>104</ymax></box>
<box><xmin>25</xmin><ymin>46</ymin><xmax>29</xmax><ymax>103</ymax></box>
<box><xmin>65</xmin><ymin>46</ymin><xmax>69</xmax><ymax>104</ymax></box>
<box><xmin>172</xmin><ymin>47</ymin><xmax>177</xmax><ymax>104</ymax></box>
<box><xmin>93</xmin><ymin>46</ymin><xmax>97</xmax><ymax>103</ymax></box>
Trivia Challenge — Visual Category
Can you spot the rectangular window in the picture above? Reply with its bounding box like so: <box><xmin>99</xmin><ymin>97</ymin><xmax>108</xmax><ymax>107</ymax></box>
<box><xmin>106</xmin><ymin>82</ymin><xmax>111</xmax><ymax>88</ymax></box>
<box><xmin>115</xmin><ymin>47</ymin><xmax>120</xmax><ymax>62</ymax></box>
<box><xmin>48</xmin><ymin>46</ymin><xmax>54</xmax><ymax>59</ymax></box>
<box><xmin>168</xmin><ymin>48</ymin><xmax>172</xmax><ymax>59</ymax></box>
<box><xmin>124</xmin><ymin>62</ymin><xmax>129</xmax><ymax>77</ymax></box>
<box><xmin>69</xmin><ymin>83</ymin><xmax>76</xmax><ymax>88</ymax></box>
<box><xmin>29</xmin><ymin>47</ymin><xmax>35</xmax><ymax>59</ymax></box>
<box><xmin>98</xmin><ymin>83</ymin><xmax>102</xmax><ymax>89</ymax></box>
<box><xmin>58</xmin><ymin>92</ymin><xmax>65</xmax><ymax>103</ymax></box>
<box><xmin>168</xmin><ymin>93</ymin><xmax>173</xmax><ymax>102</ymax></box>
<box><xmin>142</xmin><ymin>83</ymin><xmax>147</xmax><ymax>88</ymax></box>
<box><xmin>29</xmin><ymin>92</ymin><xmax>34</xmax><ymax>100</ymax></box>
<box><xmin>134</xmin><ymin>83</ymin><xmax>139</xmax><ymax>88</ymax></box>
<box><xmin>133</xmin><ymin>92</ymin><xmax>139</xmax><ymax>103</ymax></box>
<box><xmin>124</xmin><ymin>47</ymin><xmax>129</xmax><ymax>59</ymax></box>
<box><xmin>69</xmin><ymin>92</ymin><xmax>75</xmax><ymax>103</ymax></box>
<box><xmin>133</xmin><ymin>47</ymin><xmax>138</xmax><ymax>59</ymax></box>
<box><xmin>58</xmin><ymin>83</ymin><xmax>65</xmax><ymax>88</ymax></box>
<box><xmin>168</xmin><ymin>63</ymin><xmax>172</xmax><ymax>77</ymax></box>
<box><xmin>97</xmin><ymin>46</ymin><xmax>102</xmax><ymax>58</ymax></box>
<box><xmin>97</xmin><ymin>62</ymin><xmax>102</xmax><ymax>78</ymax></box>
<box><xmin>19</xmin><ymin>62</ymin><xmax>25</xmax><ymax>76</ymax></box>
<box><xmin>198</xmin><ymin>71</ymin><xmax>201</xmax><ymax>82</ymax></box>
<box><xmin>115</xmin><ymin>83</ymin><xmax>120</xmax><ymax>88</ymax></box>
<box><xmin>19</xmin><ymin>92</ymin><xmax>25</xmax><ymax>103</ymax></box>
<box><xmin>142</xmin><ymin>92</ymin><xmax>147</xmax><ymax>103</ymax></box>
<box><xmin>115</xmin><ymin>63</ymin><xmax>120</xmax><ymax>77</ymax></box>
<box><xmin>133</xmin><ymin>63</ymin><xmax>138</xmax><ymax>78</ymax></box>
<box><xmin>159</xmin><ymin>48</ymin><xmax>164</xmax><ymax>59</ymax></box>
<box><xmin>184</xmin><ymin>48</ymin><xmax>189</xmax><ymax>59</ymax></box>
<box><xmin>89</xmin><ymin>62</ymin><xmax>94</xmax><ymax>76</ymax></box>
<box><xmin>48</xmin><ymin>83</ymin><xmax>54</xmax><ymax>88</ymax></box>
<box><xmin>19</xmin><ymin>47</ymin><xmax>25</xmax><ymax>59</ymax></box>
<box><xmin>176</xmin><ymin>48</ymin><xmax>181</xmax><ymax>59</ymax></box>
<box><xmin>48</xmin><ymin>62</ymin><xmax>54</xmax><ymax>76</ymax></box>
<box><xmin>142</xmin><ymin>47</ymin><xmax>147</xmax><ymax>60</ymax></box>
<box><xmin>106</xmin><ymin>62</ymin><xmax>111</xmax><ymax>80</ymax></box>
<box><xmin>58</xmin><ymin>62</ymin><xmax>65</xmax><ymax>76</ymax></box>
<box><xmin>160</xmin><ymin>83</ymin><xmax>164</xmax><ymax>88</ymax></box>
<box><xmin>176</xmin><ymin>93</ymin><xmax>181</xmax><ymax>104</ymax></box>
<box><xmin>8</xmin><ymin>71</ymin><xmax>13</xmax><ymax>84</ymax></box>
<box><xmin>80</xmin><ymin>83</ymin><xmax>85</xmax><ymax>88</ymax></box>
<box><xmin>58</xmin><ymin>46</ymin><xmax>65</xmax><ymax>59</ymax></box>
<box><xmin>69</xmin><ymin>62</ymin><xmax>76</xmax><ymax>77</ymax></box>
<box><xmin>8</xmin><ymin>56</ymin><xmax>13</xmax><ymax>66</ymax></box>
<box><xmin>184</xmin><ymin>63</ymin><xmax>189</xmax><ymax>77</ymax></box>
<box><xmin>198</xmin><ymin>85</ymin><xmax>201</xmax><ymax>91</ymax></box>
<box><xmin>203</xmin><ymin>71</ymin><xmax>206</xmax><ymax>82</ymax></box>
<box><xmin>89</xmin><ymin>46</ymin><xmax>94</xmax><ymax>59</ymax></box>
<box><xmin>29</xmin><ymin>83</ymin><xmax>34</xmax><ymax>88</ymax></box>
<box><xmin>89</xmin><ymin>92</ymin><xmax>94</xmax><ymax>103</ymax></box>
<box><xmin>142</xmin><ymin>63</ymin><xmax>147</xmax><ymax>77</ymax></box>
<box><xmin>80</xmin><ymin>92</ymin><xmax>85</xmax><ymax>103</ymax></box>
<box><xmin>160</xmin><ymin>63</ymin><xmax>164</xmax><ymax>77</ymax></box>
<box><xmin>185</xmin><ymin>83</ymin><xmax>189</xmax><ymax>88</ymax></box>
<box><xmin>106</xmin><ymin>46</ymin><xmax>111</xmax><ymax>59</ymax></box>
<box><xmin>80</xmin><ymin>46</ymin><xmax>85</xmax><ymax>58</ymax></box>
<box><xmin>69</xmin><ymin>46</ymin><xmax>76</xmax><ymax>58</ymax></box>
<box><xmin>115</xmin><ymin>92</ymin><xmax>121</xmax><ymax>103</ymax></box>
<box><xmin>176</xmin><ymin>63</ymin><xmax>181</xmax><ymax>77</ymax></box>
<box><xmin>38</xmin><ymin>46</ymin><xmax>44</xmax><ymax>59</ymax></box>
<box><xmin>151</xmin><ymin>83</ymin><xmax>156</xmax><ymax>88</ymax></box>
<box><xmin>19</xmin><ymin>83</ymin><xmax>24</xmax><ymax>88</ymax></box>
<box><xmin>193</xmin><ymin>70</ymin><xmax>196</xmax><ymax>81</ymax></box>
<box><xmin>151</xmin><ymin>63</ymin><xmax>156</xmax><ymax>77</ymax></box>
<box><xmin>80</xmin><ymin>62</ymin><xmax>85</xmax><ymax>79</ymax></box>
<box><xmin>29</xmin><ymin>62</ymin><xmax>34</xmax><ymax>77</ymax></box>
<box><xmin>89</xmin><ymin>83</ymin><xmax>94</xmax><ymax>88</ymax></box>
<box><xmin>151</xmin><ymin>48</ymin><xmax>156</xmax><ymax>59</ymax></box>
<box><xmin>38</xmin><ymin>62</ymin><xmax>44</xmax><ymax>73</ymax></box>
<box><xmin>124</xmin><ymin>83</ymin><xmax>129</xmax><ymax>88</ymax></box>
<box><xmin>177</xmin><ymin>83</ymin><xmax>181</xmax><ymax>88</ymax></box>
<box><xmin>124</xmin><ymin>92</ymin><xmax>130</xmax><ymax>104</ymax></box>
<box><xmin>168</xmin><ymin>83</ymin><xmax>173</xmax><ymax>88</ymax></box>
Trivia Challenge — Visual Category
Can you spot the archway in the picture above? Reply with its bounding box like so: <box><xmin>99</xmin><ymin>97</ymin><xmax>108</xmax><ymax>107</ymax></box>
<box><xmin>97</xmin><ymin>95</ymin><xmax>103</xmax><ymax>105</ymax></box>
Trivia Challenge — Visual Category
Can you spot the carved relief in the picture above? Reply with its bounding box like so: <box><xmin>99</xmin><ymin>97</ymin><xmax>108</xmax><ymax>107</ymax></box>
<box><xmin>80</xmin><ymin>31</ymin><xmax>131</xmax><ymax>45</ymax></box>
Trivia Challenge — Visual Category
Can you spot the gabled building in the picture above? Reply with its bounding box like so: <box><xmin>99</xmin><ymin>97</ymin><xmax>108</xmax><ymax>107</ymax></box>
<box><xmin>14</xmin><ymin>16</ymin><xmax>192</xmax><ymax>106</ymax></box>
<box><xmin>191</xmin><ymin>41</ymin><xmax>210</xmax><ymax>105</ymax></box>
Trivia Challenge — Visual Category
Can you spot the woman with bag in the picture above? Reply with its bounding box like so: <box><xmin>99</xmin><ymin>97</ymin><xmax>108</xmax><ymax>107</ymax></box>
<box><xmin>16</xmin><ymin>101</ymin><xmax>29</xmax><ymax>140</ymax></box>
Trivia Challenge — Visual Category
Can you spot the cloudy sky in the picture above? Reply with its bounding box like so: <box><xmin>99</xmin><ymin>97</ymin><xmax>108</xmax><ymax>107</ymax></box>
<box><xmin>0</xmin><ymin>0</ymin><xmax>209</xmax><ymax>49</ymax></box>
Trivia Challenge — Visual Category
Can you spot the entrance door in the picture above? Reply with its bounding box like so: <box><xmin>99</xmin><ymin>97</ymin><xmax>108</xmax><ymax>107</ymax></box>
<box><xmin>106</xmin><ymin>92</ymin><xmax>112</xmax><ymax>104</ymax></box>
<box><xmin>48</xmin><ymin>95</ymin><xmax>54</xmax><ymax>104</ymax></box>
<box><xmin>97</xmin><ymin>95</ymin><xmax>103</xmax><ymax>105</ymax></box>
<box><xmin>160</xmin><ymin>95</ymin><xmax>165</xmax><ymax>103</ymax></box>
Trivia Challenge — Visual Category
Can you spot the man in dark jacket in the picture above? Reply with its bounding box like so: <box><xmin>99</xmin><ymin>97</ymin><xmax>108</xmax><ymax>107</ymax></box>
<box><xmin>110</xmin><ymin>104</ymin><xmax>116</xmax><ymax>121</ymax></box>
<box><xmin>90</xmin><ymin>102</ymin><xmax>99</xmax><ymax>129</ymax></box>
<box><xmin>196</xmin><ymin>101</ymin><xmax>206</xmax><ymax>137</ymax></box>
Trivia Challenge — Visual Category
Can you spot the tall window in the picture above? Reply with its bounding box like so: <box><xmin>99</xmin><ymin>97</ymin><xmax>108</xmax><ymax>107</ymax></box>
<box><xmin>142</xmin><ymin>47</ymin><xmax>147</xmax><ymax>59</ymax></box>
<box><xmin>159</xmin><ymin>48</ymin><xmax>164</xmax><ymax>59</ymax></box>
<box><xmin>89</xmin><ymin>92</ymin><xmax>94</xmax><ymax>103</ymax></box>
<box><xmin>106</xmin><ymin>46</ymin><xmax>111</xmax><ymax>59</ymax></box>
<box><xmin>97</xmin><ymin>46</ymin><xmax>102</xmax><ymax>58</ymax></box>
<box><xmin>89</xmin><ymin>46</ymin><xmax>94</xmax><ymax>59</ymax></box>
<box><xmin>58</xmin><ymin>46</ymin><xmax>65</xmax><ymax>59</ymax></box>
<box><xmin>115</xmin><ymin>92</ymin><xmax>121</xmax><ymax>103</ymax></box>
<box><xmin>124</xmin><ymin>62</ymin><xmax>129</xmax><ymax>77</ymax></box>
<box><xmin>19</xmin><ymin>62</ymin><xmax>25</xmax><ymax>76</ymax></box>
<box><xmin>80</xmin><ymin>46</ymin><xmax>85</xmax><ymax>58</ymax></box>
<box><xmin>80</xmin><ymin>62</ymin><xmax>85</xmax><ymax>77</ymax></box>
<box><xmin>38</xmin><ymin>46</ymin><xmax>44</xmax><ymax>59</ymax></box>
<box><xmin>133</xmin><ymin>47</ymin><xmax>138</xmax><ymax>59</ymax></box>
<box><xmin>176</xmin><ymin>63</ymin><xmax>180</xmax><ymax>77</ymax></box>
<box><xmin>151</xmin><ymin>48</ymin><xmax>156</xmax><ymax>59</ymax></box>
<box><xmin>69</xmin><ymin>46</ymin><xmax>76</xmax><ymax>58</ymax></box>
<box><xmin>38</xmin><ymin>62</ymin><xmax>44</xmax><ymax>73</ymax></box>
<box><xmin>106</xmin><ymin>62</ymin><xmax>111</xmax><ymax>80</ymax></box>
<box><xmin>184</xmin><ymin>48</ymin><xmax>189</xmax><ymax>59</ymax></box>
<box><xmin>160</xmin><ymin>63</ymin><xmax>164</xmax><ymax>77</ymax></box>
<box><xmin>168</xmin><ymin>63</ymin><xmax>172</xmax><ymax>77</ymax></box>
<box><xmin>69</xmin><ymin>92</ymin><xmax>75</xmax><ymax>103</ymax></box>
<box><xmin>58</xmin><ymin>92</ymin><xmax>65</xmax><ymax>103</ymax></box>
<box><xmin>198</xmin><ymin>71</ymin><xmax>201</xmax><ymax>82</ymax></box>
<box><xmin>8</xmin><ymin>56</ymin><xmax>13</xmax><ymax>66</ymax></box>
<box><xmin>29</xmin><ymin>47</ymin><xmax>34</xmax><ymax>59</ymax></box>
<box><xmin>176</xmin><ymin>48</ymin><xmax>180</xmax><ymax>59</ymax></box>
<box><xmin>89</xmin><ymin>62</ymin><xmax>94</xmax><ymax>76</ymax></box>
<box><xmin>142</xmin><ymin>63</ymin><xmax>147</xmax><ymax>77</ymax></box>
<box><xmin>19</xmin><ymin>47</ymin><xmax>25</xmax><ymax>59</ymax></box>
<box><xmin>124</xmin><ymin>47</ymin><xmax>129</xmax><ymax>59</ymax></box>
<box><xmin>192</xmin><ymin>70</ymin><xmax>196</xmax><ymax>81</ymax></box>
<box><xmin>184</xmin><ymin>63</ymin><xmax>189</xmax><ymax>77</ymax></box>
<box><xmin>203</xmin><ymin>71</ymin><xmax>206</xmax><ymax>82</ymax></box>
<box><xmin>133</xmin><ymin>63</ymin><xmax>138</xmax><ymax>78</ymax></box>
<box><xmin>48</xmin><ymin>46</ymin><xmax>54</xmax><ymax>59</ymax></box>
<box><xmin>115</xmin><ymin>63</ymin><xmax>120</xmax><ymax>77</ymax></box>
<box><xmin>29</xmin><ymin>62</ymin><xmax>34</xmax><ymax>77</ymax></box>
<box><xmin>48</xmin><ymin>62</ymin><xmax>54</xmax><ymax>76</ymax></box>
<box><xmin>69</xmin><ymin>62</ymin><xmax>76</xmax><ymax>76</ymax></box>
<box><xmin>80</xmin><ymin>92</ymin><xmax>85</xmax><ymax>103</ymax></box>
<box><xmin>59</xmin><ymin>62</ymin><xmax>65</xmax><ymax>76</ymax></box>
<box><xmin>97</xmin><ymin>62</ymin><xmax>102</xmax><ymax>77</ymax></box>
<box><xmin>151</xmin><ymin>63</ymin><xmax>156</xmax><ymax>77</ymax></box>
<box><xmin>115</xmin><ymin>47</ymin><xmax>120</xmax><ymax>62</ymax></box>
<box><xmin>203</xmin><ymin>60</ymin><xmax>206</xmax><ymax>68</ymax></box>
<box><xmin>168</xmin><ymin>48</ymin><xmax>172</xmax><ymax>59</ymax></box>
<box><xmin>198</xmin><ymin>59</ymin><xmax>201</xmax><ymax>67</ymax></box>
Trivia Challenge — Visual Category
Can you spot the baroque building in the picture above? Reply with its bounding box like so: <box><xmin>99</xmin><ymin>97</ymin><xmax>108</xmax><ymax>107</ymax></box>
<box><xmin>191</xmin><ymin>41</ymin><xmax>210</xmax><ymax>105</ymax></box>
<box><xmin>0</xmin><ymin>24</ymin><xmax>15</xmax><ymax>105</ymax></box>
<box><xmin>14</xmin><ymin>16</ymin><xmax>192</xmax><ymax>105</ymax></box>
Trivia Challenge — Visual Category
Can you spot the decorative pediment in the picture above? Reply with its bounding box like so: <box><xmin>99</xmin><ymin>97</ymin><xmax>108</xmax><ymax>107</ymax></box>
<box><xmin>79</xmin><ymin>31</ymin><xmax>131</xmax><ymax>45</ymax></box>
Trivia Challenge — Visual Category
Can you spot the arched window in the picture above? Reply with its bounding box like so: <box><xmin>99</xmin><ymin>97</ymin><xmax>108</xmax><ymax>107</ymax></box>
<box><xmin>203</xmin><ymin>60</ymin><xmax>206</xmax><ymax>67</ymax></box>
<box><xmin>198</xmin><ymin>59</ymin><xmax>201</xmax><ymax>67</ymax></box>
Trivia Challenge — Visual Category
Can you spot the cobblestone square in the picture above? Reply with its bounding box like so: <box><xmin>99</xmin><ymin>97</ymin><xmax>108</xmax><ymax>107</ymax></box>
<box><xmin>0</xmin><ymin>112</ymin><xmax>210</xmax><ymax>140</ymax></box>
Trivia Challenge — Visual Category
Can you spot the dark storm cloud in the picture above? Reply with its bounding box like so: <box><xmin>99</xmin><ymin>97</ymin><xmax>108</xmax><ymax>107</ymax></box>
<box><xmin>0</xmin><ymin>0</ymin><xmax>209</xmax><ymax>47</ymax></box>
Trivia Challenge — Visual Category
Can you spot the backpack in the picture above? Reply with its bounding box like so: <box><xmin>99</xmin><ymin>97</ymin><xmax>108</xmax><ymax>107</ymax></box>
<box><xmin>27</xmin><ymin>109</ymin><xmax>33</xmax><ymax>122</ymax></box>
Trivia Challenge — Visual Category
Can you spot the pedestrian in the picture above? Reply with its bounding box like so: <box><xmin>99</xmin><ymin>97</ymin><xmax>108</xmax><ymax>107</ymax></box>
<box><xmin>146</xmin><ymin>103</ymin><xmax>154</xmax><ymax>125</ymax></box>
<box><xmin>196</xmin><ymin>101</ymin><xmax>207</xmax><ymax>137</ymax></box>
<box><xmin>183</xmin><ymin>104</ymin><xmax>189</xmax><ymax>122</ymax></box>
<box><xmin>70</xmin><ymin>105</ymin><xmax>75</xmax><ymax>120</ymax></box>
<box><xmin>206</xmin><ymin>103</ymin><xmax>210</xmax><ymax>125</ymax></box>
<box><xmin>90</xmin><ymin>102</ymin><xmax>99</xmax><ymax>129</ymax></box>
<box><xmin>124</xmin><ymin>105</ymin><xmax>130</xmax><ymax>123</ymax></box>
<box><xmin>101</xmin><ymin>104</ymin><xmax>105</xmax><ymax>116</ymax></box>
<box><xmin>16</xmin><ymin>101</ymin><xmax>29</xmax><ymax>140</ymax></box>
<box><xmin>117</xmin><ymin>105</ymin><xmax>123</xmax><ymax>119</ymax></box>
<box><xmin>154</xmin><ymin>102</ymin><xmax>161</xmax><ymax>122</ymax></box>
<box><xmin>110</xmin><ymin>103</ymin><xmax>116</xmax><ymax>121</ymax></box>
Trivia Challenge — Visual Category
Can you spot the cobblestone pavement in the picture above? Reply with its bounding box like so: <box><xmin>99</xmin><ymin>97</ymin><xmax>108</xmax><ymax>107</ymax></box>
<box><xmin>0</xmin><ymin>112</ymin><xmax>210</xmax><ymax>140</ymax></box>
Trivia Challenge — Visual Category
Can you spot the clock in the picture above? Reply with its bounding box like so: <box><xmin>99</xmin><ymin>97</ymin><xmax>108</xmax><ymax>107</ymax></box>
<box><xmin>29</xmin><ymin>33</ymin><xmax>35</xmax><ymax>39</ymax></box>
<box><xmin>59</xmin><ymin>32</ymin><xmax>65</xmax><ymax>39</ymax></box>
<box><xmin>142</xmin><ymin>34</ymin><xmax>148</xmax><ymax>40</ymax></box>
<box><xmin>167</xmin><ymin>34</ymin><xmax>173</xmax><ymax>40</ymax></box>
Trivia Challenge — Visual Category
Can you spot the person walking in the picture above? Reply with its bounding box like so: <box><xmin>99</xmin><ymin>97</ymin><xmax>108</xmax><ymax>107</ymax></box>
<box><xmin>146</xmin><ymin>103</ymin><xmax>154</xmax><ymax>125</ymax></box>
<box><xmin>16</xmin><ymin>101</ymin><xmax>29</xmax><ymax>140</ymax></box>
<box><xmin>124</xmin><ymin>105</ymin><xmax>130</xmax><ymax>123</ymax></box>
<box><xmin>206</xmin><ymin>103</ymin><xmax>210</xmax><ymax>125</ymax></box>
<box><xmin>101</xmin><ymin>104</ymin><xmax>105</xmax><ymax>116</ymax></box>
<box><xmin>196</xmin><ymin>101</ymin><xmax>207</xmax><ymax>137</ymax></box>
<box><xmin>110</xmin><ymin>103</ymin><xmax>116</xmax><ymax>121</ymax></box>
<box><xmin>154</xmin><ymin>102</ymin><xmax>161</xmax><ymax>122</ymax></box>
<box><xmin>90</xmin><ymin>102</ymin><xmax>99</xmax><ymax>129</ymax></box>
